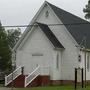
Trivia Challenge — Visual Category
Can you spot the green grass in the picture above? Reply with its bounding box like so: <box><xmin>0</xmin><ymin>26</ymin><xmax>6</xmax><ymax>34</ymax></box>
<box><xmin>2</xmin><ymin>85</ymin><xmax>90</xmax><ymax>90</ymax></box>
<box><xmin>13</xmin><ymin>85</ymin><xmax>90</xmax><ymax>90</ymax></box>
<box><xmin>14</xmin><ymin>86</ymin><xmax>74</xmax><ymax>90</ymax></box>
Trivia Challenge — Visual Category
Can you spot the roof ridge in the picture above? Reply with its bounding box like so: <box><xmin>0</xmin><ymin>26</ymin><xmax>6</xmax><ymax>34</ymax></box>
<box><xmin>47</xmin><ymin>1</ymin><xmax>90</xmax><ymax>24</ymax></box>
<box><xmin>46</xmin><ymin>2</ymin><xmax>90</xmax><ymax>49</ymax></box>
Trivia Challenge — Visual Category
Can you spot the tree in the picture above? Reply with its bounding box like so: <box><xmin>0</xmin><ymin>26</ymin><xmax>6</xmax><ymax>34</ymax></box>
<box><xmin>7</xmin><ymin>28</ymin><xmax>21</xmax><ymax>49</ymax></box>
<box><xmin>83</xmin><ymin>0</ymin><xmax>90</xmax><ymax>19</ymax></box>
<box><xmin>0</xmin><ymin>22</ymin><xmax>21</xmax><ymax>76</ymax></box>
<box><xmin>0</xmin><ymin>21</ymin><xmax>12</xmax><ymax>72</ymax></box>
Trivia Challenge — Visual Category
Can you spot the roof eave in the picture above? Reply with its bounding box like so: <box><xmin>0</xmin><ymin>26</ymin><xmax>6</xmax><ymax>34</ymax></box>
<box><xmin>12</xmin><ymin>1</ymin><xmax>48</xmax><ymax>51</ymax></box>
<box><xmin>81</xmin><ymin>48</ymin><xmax>90</xmax><ymax>52</ymax></box>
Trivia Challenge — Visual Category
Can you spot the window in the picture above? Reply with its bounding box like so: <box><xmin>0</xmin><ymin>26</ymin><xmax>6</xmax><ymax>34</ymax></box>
<box><xmin>56</xmin><ymin>52</ymin><xmax>59</xmax><ymax>69</ymax></box>
<box><xmin>87</xmin><ymin>53</ymin><xmax>90</xmax><ymax>71</ymax></box>
<box><xmin>32</xmin><ymin>53</ymin><xmax>43</xmax><ymax>56</ymax></box>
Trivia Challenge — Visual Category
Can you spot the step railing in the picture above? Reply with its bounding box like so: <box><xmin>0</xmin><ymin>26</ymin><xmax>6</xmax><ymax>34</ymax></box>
<box><xmin>24</xmin><ymin>66</ymin><xmax>40</xmax><ymax>87</ymax></box>
<box><xmin>5</xmin><ymin>66</ymin><xmax>22</xmax><ymax>86</ymax></box>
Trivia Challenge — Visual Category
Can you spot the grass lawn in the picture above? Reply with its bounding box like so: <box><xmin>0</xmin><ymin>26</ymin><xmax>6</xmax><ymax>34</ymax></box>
<box><xmin>13</xmin><ymin>86</ymin><xmax>74</xmax><ymax>90</ymax></box>
<box><xmin>13</xmin><ymin>85</ymin><xmax>90</xmax><ymax>90</ymax></box>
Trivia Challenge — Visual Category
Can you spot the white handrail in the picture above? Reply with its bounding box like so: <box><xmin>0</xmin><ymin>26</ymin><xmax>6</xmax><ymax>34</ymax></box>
<box><xmin>5</xmin><ymin>66</ymin><xmax>22</xmax><ymax>86</ymax></box>
<box><xmin>27</xmin><ymin>66</ymin><xmax>40</xmax><ymax>78</ymax></box>
<box><xmin>24</xmin><ymin>66</ymin><xmax>40</xmax><ymax>87</ymax></box>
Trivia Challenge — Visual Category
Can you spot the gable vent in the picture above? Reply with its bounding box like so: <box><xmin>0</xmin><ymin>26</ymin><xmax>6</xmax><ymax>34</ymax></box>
<box><xmin>45</xmin><ymin>11</ymin><xmax>49</xmax><ymax>18</ymax></box>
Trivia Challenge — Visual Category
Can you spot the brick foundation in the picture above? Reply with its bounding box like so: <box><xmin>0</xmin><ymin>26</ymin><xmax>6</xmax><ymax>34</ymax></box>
<box><xmin>86</xmin><ymin>80</ymin><xmax>90</xmax><ymax>85</ymax></box>
<box><xmin>38</xmin><ymin>75</ymin><xmax>50</xmax><ymax>86</ymax></box>
<box><xmin>27</xmin><ymin>76</ymin><xmax>40</xmax><ymax>87</ymax></box>
<box><xmin>50</xmin><ymin>80</ymin><xmax>75</xmax><ymax>85</ymax></box>
<box><xmin>27</xmin><ymin>75</ymin><xmax>50</xmax><ymax>87</ymax></box>
<box><xmin>50</xmin><ymin>80</ymin><xmax>90</xmax><ymax>86</ymax></box>
<box><xmin>50</xmin><ymin>80</ymin><xmax>62</xmax><ymax>85</ymax></box>
<box><xmin>7</xmin><ymin>75</ymin><xmax>25</xmax><ymax>88</ymax></box>
<box><xmin>7</xmin><ymin>75</ymin><xmax>90</xmax><ymax>87</ymax></box>
<box><xmin>60</xmin><ymin>80</ymin><xmax>74</xmax><ymax>85</ymax></box>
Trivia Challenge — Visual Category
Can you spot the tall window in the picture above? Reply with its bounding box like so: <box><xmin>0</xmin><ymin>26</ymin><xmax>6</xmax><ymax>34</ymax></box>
<box><xmin>56</xmin><ymin>52</ymin><xmax>59</xmax><ymax>69</ymax></box>
<box><xmin>87</xmin><ymin>53</ymin><xmax>90</xmax><ymax>71</ymax></box>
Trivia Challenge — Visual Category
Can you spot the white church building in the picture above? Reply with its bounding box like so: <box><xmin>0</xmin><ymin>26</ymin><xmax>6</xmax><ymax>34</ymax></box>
<box><xmin>5</xmin><ymin>1</ymin><xmax>90</xmax><ymax>87</ymax></box>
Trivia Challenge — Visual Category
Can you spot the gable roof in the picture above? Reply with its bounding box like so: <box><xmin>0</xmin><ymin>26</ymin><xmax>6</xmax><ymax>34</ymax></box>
<box><xmin>13</xmin><ymin>1</ymin><xmax>90</xmax><ymax>51</ymax></box>
<box><xmin>47</xmin><ymin>2</ymin><xmax>90</xmax><ymax>49</ymax></box>
<box><xmin>37</xmin><ymin>23</ymin><xmax>64</xmax><ymax>49</ymax></box>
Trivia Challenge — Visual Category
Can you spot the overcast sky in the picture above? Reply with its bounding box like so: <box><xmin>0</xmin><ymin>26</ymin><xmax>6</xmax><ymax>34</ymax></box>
<box><xmin>0</xmin><ymin>0</ymin><xmax>88</xmax><ymax>31</ymax></box>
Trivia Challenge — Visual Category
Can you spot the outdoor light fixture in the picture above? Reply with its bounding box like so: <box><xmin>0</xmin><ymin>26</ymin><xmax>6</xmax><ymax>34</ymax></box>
<box><xmin>78</xmin><ymin>55</ymin><xmax>81</xmax><ymax>62</ymax></box>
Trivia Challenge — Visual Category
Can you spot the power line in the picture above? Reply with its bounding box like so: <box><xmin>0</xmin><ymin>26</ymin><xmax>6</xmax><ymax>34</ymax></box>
<box><xmin>2</xmin><ymin>22</ymin><xmax>90</xmax><ymax>28</ymax></box>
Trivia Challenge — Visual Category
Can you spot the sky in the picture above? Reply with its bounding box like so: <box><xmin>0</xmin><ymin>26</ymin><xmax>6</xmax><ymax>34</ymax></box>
<box><xmin>0</xmin><ymin>0</ymin><xmax>88</xmax><ymax>31</ymax></box>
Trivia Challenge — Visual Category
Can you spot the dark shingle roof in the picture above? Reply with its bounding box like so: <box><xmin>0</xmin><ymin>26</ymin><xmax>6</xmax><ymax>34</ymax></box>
<box><xmin>37</xmin><ymin>23</ymin><xmax>64</xmax><ymax>49</ymax></box>
<box><xmin>47</xmin><ymin>2</ymin><xmax>90</xmax><ymax>49</ymax></box>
